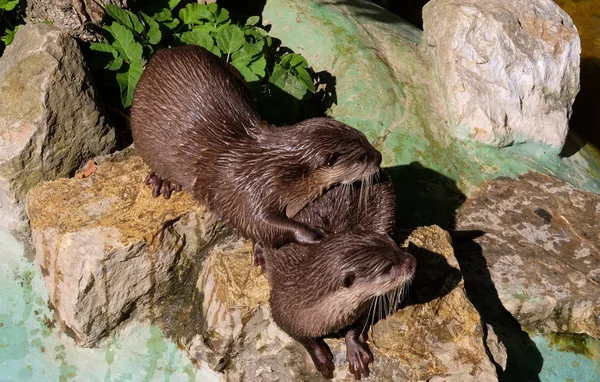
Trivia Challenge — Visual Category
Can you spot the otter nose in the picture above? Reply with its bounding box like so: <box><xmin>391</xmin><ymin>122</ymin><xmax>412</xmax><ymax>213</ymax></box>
<box><xmin>403</xmin><ymin>256</ymin><xmax>416</xmax><ymax>273</ymax></box>
<box><xmin>370</xmin><ymin>149</ymin><xmax>382</xmax><ymax>167</ymax></box>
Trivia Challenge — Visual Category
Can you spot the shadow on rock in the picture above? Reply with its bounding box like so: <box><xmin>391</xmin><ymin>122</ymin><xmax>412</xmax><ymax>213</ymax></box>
<box><xmin>560</xmin><ymin>57</ymin><xmax>600</xmax><ymax>157</ymax></box>
<box><xmin>386</xmin><ymin>162</ymin><xmax>543</xmax><ymax>379</ymax></box>
<box><xmin>401</xmin><ymin>241</ymin><xmax>462</xmax><ymax>306</ymax></box>
<box><xmin>453</xmin><ymin>239</ymin><xmax>544</xmax><ymax>381</ymax></box>
<box><xmin>385</xmin><ymin>162</ymin><xmax>466</xmax><ymax>230</ymax></box>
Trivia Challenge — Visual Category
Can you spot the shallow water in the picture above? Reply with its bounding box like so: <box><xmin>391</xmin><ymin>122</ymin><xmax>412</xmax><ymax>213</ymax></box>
<box><xmin>0</xmin><ymin>228</ymin><xmax>220</xmax><ymax>381</ymax></box>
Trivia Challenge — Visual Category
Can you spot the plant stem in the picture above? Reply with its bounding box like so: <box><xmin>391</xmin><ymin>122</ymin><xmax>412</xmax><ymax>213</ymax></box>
<box><xmin>1</xmin><ymin>11</ymin><xmax>14</xmax><ymax>30</ymax></box>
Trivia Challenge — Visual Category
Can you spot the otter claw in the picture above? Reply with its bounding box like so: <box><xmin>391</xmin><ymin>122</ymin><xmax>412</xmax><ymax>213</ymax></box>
<box><xmin>346</xmin><ymin>335</ymin><xmax>373</xmax><ymax>380</ymax></box>
<box><xmin>144</xmin><ymin>172</ymin><xmax>182</xmax><ymax>199</ymax></box>
<box><xmin>304</xmin><ymin>338</ymin><xmax>335</xmax><ymax>379</ymax></box>
<box><xmin>253</xmin><ymin>242</ymin><xmax>266</xmax><ymax>272</ymax></box>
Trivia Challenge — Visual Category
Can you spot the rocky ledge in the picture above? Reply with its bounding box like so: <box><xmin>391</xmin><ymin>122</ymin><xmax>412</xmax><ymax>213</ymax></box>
<box><xmin>26</xmin><ymin>155</ymin><xmax>503</xmax><ymax>381</ymax></box>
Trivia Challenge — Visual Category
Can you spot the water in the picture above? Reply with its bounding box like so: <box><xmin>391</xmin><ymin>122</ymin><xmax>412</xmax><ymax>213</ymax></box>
<box><xmin>0</xmin><ymin>228</ymin><xmax>220</xmax><ymax>382</ymax></box>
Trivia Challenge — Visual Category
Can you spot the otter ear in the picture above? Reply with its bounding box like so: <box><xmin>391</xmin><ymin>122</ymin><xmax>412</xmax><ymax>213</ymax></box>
<box><xmin>342</xmin><ymin>273</ymin><xmax>356</xmax><ymax>288</ymax></box>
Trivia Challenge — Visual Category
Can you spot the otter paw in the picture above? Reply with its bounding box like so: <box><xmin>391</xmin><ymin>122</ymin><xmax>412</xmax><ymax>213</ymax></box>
<box><xmin>253</xmin><ymin>242</ymin><xmax>266</xmax><ymax>272</ymax></box>
<box><xmin>294</xmin><ymin>226</ymin><xmax>325</xmax><ymax>246</ymax></box>
<box><xmin>346</xmin><ymin>340</ymin><xmax>373</xmax><ymax>380</ymax></box>
<box><xmin>306</xmin><ymin>340</ymin><xmax>335</xmax><ymax>380</ymax></box>
<box><xmin>144</xmin><ymin>172</ymin><xmax>182</xmax><ymax>199</ymax></box>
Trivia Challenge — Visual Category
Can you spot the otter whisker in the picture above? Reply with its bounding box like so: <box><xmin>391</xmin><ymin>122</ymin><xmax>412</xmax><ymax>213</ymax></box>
<box><xmin>361</xmin><ymin>297</ymin><xmax>376</xmax><ymax>337</ymax></box>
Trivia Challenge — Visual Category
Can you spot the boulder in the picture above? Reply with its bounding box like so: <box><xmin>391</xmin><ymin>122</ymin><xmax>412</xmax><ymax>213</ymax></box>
<box><xmin>456</xmin><ymin>171</ymin><xmax>600</xmax><ymax>338</ymax></box>
<box><xmin>422</xmin><ymin>0</ymin><xmax>580</xmax><ymax>148</ymax></box>
<box><xmin>26</xmin><ymin>154</ymin><xmax>501</xmax><ymax>379</ymax></box>
<box><xmin>0</xmin><ymin>24</ymin><xmax>116</xmax><ymax>232</ymax></box>
<box><xmin>26</xmin><ymin>154</ymin><xmax>218</xmax><ymax>346</ymax></box>
<box><xmin>26</xmin><ymin>0</ymin><xmax>131</xmax><ymax>42</ymax></box>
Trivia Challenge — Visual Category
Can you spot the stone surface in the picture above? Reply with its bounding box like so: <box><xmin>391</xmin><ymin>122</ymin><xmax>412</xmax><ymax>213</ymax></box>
<box><xmin>0</xmin><ymin>24</ymin><xmax>116</xmax><ymax>232</ymax></box>
<box><xmin>366</xmin><ymin>226</ymin><xmax>499</xmax><ymax>381</ymax></box>
<box><xmin>211</xmin><ymin>226</ymin><xmax>501</xmax><ymax>381</ymax></box>
<box><xmin>27</xmin><ymin>156</ymin><xmax>500</xmax><ymax>380</ymax></box>
<box><xmin>422</xmin><ymin>0</ymin><xmax>580</xmax><ymax>148</ymax></box>
<box><xmin>26</xmin><ymin>155</ymin><xmax>219</xmax><ymax>347</ymax></box>
<box><xmin>263</xmin><ymin>0</ymin><xmax>600</xmax><ymax>199</ymax></box>
<box><xmin>26</xmin><ymin>0</ymin><xmax>131</xmax><ymax>42</ymax></box>
<box><xmin>457</xmin><ymin>171</ymin><xmax>600</xmax><ymax>338</ymax></box>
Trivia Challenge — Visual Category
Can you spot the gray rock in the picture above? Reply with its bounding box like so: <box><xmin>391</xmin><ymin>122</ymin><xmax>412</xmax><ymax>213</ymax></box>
<box><xmin>26</xmin><ymin>157</ymin><xmax>501</xmax><ymax>379</ymax></box>
<box><xmin>457</xmin><ymin>171</ymin><xmax>600</xmax><ymax>338</ymax></box>
<box><xmin>26</xmin><ymin>156</ymin><xmax>219</xmax><ymax>346</ymax></box>
<box><xmin>26</xmin><ymin>0</ymin><xmax>131</xmax><ymax>42</ymax></box>
<box><xmin>422</xmin><ymin>0</ymin><xmax>580</xmax><ymax>148</ymax></box>
<box><xmin>0</xmin><ymin>24</ymin><xmax>116</xmax><ymax>233</ymax></box>
<box><xmin>485</xmin><ymin>324</ymin><xmax>507</xmax><ymax>371</ymax></box>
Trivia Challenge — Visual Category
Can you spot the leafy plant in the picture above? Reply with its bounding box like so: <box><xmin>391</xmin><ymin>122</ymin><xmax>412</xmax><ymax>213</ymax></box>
<box><xmin>0</xmin><ymin>0</ymin><xmax>24</xmax><ymax>56</ymax></box>
<box><xmin>90</xmin><ymin>1</ymin><xmax>316</xmax><ymax>122</ymax></box>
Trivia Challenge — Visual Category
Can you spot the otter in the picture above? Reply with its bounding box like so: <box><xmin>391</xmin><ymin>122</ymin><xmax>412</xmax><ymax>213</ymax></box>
<box><xmin>263</xmin><ymin>180</ymin><xmax>416</xmax><ymax>380</ymax></box>
<box><xmin>130</xmin><ymin>45</ymin><xmax>382</xmax><ymax>249</ymax></box>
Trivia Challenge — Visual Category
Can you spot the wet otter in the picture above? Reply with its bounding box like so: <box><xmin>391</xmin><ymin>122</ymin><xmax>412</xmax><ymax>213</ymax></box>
<box><xmin>130</xmin><ymin>45</ymin><xmax>382</xmax><ymax>248</ymax></box>
<box><xmin>263</xmin><ymin>180</ymin><xmax>416</xmax><ymax>379</ymax></box>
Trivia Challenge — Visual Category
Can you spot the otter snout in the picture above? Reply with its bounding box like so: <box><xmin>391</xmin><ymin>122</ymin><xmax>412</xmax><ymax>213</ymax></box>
<box><xmin>358</xmin><ymin>148</ymin><xmax>382</xmax><ymax>167</ymax></box>
<box><xmin>397</xmin><ymin>253</ymin><xmax>416</xmax><ymax>278</ymax></box>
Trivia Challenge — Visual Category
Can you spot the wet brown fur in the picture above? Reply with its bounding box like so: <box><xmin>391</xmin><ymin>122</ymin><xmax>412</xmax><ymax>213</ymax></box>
<box><xmin>130</xmin><ymin>45</ymin><xmax>382</xmax><ymax>247</ymax></box>
<box><xmin>264</xmin><ymin>180</ymin><xmax>416</xmax><ymax>379</ymax></box>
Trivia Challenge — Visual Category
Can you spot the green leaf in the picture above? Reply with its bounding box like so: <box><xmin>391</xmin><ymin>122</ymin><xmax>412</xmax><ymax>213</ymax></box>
<box><xmin>232</xmin><ymin>62</ymin><xmax>259</xmax><ymax>83</ymax></box>
<box><xmin>249</xmin><ymin>56</ymin><xmax>267</xmax><ymax>78</ymax></box>
<box><xmin>116</xmin><ymin>61</ymin><xmax>143</xmax><ymax>108</ymax></box>
<box><xmin>141</xmin><ymin>12</ymin><xmax>162</xmax><ymax>45</ymax></box>
<box><xmin>245</xmin><ymin>16</ymin><xmax>260</xmax><ymax>26</ymax></box>
<box><xmin>105</xmin><ymin>4</ymin><xmax>144</xmax><ymax>34</ymax></box>
<box><xmin>207</xmin><ymin>3</ymin><xmax>218</xmax><ymax>13</ymax></box>
<box><xmin>163</xmin><ymin>18</ymin><xmax>180</xmax><ymax>30</ymax></box>
<box><xmin>0</xmin><ymin>24</ymin><xmax>19</xmax><ymax>46</ymax></box>
<box><xmin>210</xmin><ymin>45</ymin><xmax>222</xmax><ymax>57</ymax></box>
<box><xmin>90</xmin><ymin>43</ymin><xmax>123</xmax><ymax>71</ymax></box>
<box><xmin>178</xmin><ymin>29</ymin><xmax>214</xmax><ymax>50</ymax></box>
<box><xmin>280</xmin><ymin>53</ymin><xmax>308</xmax><ymax>69</ymax></box>
<box><xmin>168</xmin><ymin>0</ymin><xmax>180</xmax><ymax>9</ymax></box>
<box><xmin>179</xmin><ymin>3</ymin><xmax>213</xmax><ymax>25</ymax></box>
<box><xmin>269</xmin><ymin>64</ymin><xmax>310</xmax><ymax>100</ymax></box>
<box><xmin>231</xmin><ymin>42</ymin><xmax>261</xmax><ymax>65</ymax></box>
<box><xmin>215</xmin><ymin>24</ymin><xmax>244</xmax><ymax>55</ymax></box>
<box><xmin>295</xmin><ymin>66</ymin><xmax>315</xmax><ymax>93</ymax></box>
<box><xmin>213</xmin><ymin>7</ymin><xmax>229</xmax><ymax>26</ymax></box>
<box><xmin>150</xmin><ymin>8</ymin><xmax>172</xmax><ymax>22</ymax></box>
<box><xmin>0</xmin><ymin>0</ymin><xmax>19</xmax><ymax>11</ymax></box>
<box><xmin>103</xmin><ymin>22</ymin><xmax>143</xmax><ymax>63</ymax></box>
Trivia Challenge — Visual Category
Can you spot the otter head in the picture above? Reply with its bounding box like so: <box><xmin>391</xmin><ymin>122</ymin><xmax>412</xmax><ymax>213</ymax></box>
<box><xmin>273</xmin><ymin>117</ymin><xmax>383</xmax><ymax>218</ymax></box>
<box><xmin>292</xmin><ymin>231</ymin><xmax>416</xmax><ymax>336</ymax></box>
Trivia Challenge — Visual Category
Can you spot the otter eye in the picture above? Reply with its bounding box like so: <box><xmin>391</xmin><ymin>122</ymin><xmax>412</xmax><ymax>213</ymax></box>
<box><xmin>358</xmin><ymin>153</ymin><xmax>368</xmax><ymax>162</ymax></box>
<box><xmin>383</xmin><ymin>264</ymin><xmax>393</xmax><ymax>274</ymax></box>
<box><xmin>342</xmin><ymin>273</ymin><xmax>356</xmax><ymax>288</ymax></box>
<box><xmin>326</xmin><ymin>152</ymin><xmax>341</xmax><ymax>167</ymax></box>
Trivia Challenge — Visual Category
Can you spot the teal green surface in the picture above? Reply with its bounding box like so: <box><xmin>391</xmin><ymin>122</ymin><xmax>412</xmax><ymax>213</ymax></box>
<box><xmin>263</xmin><ymin>0</ymin><xmax>600</xmax><ymax>196</ymax></box>
<box><xmin>534</xmin><ymin>334</ymin><xmax>600</xmax><ymax>382</ymax></box>
<box><xmin>0</xmin><ymin>228</ymin><xmax>219</xmax><ymax>382</ymax></box>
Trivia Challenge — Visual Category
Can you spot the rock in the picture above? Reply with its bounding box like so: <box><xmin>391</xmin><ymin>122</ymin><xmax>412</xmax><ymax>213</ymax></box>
<box><xmin>262</xmin><ymin>0</ymin><xmax>600</xmax><ymax>201</ymax></box>
<box><xmin>367</xmin><ymin>226</ymin><xmax>499</xmax><ymax>381</ymax></box>
<box><xmin>485</xmin><ymin>324</ymin><xmax>507</xmax><ymax>372</ymax></box>
<box><xmin>456</xmin><ymin>171</ymin><xmax>600</xmax><ymax>338</ymax></box>
<box><xmin>27</xmin><ymin>155</ymin><xmax>500</xmax><ymax>379</ymax></box>
<box><xmin>213</xmin><ymin>226</ymin><xmax>500</xmax><ymax>381</ymax></box>
<box><xmin>26</xmin><ymin>0</ymin><xmax>132</xmax><ymax>42</ymax></box>
<box><xmin>422</xmin><ymin>0</ymin><xmax>580</xmax><ymax>148</ymax></box>
<box><xmin>26</xmin><ymin>155</ymin><xmax>219</xmax><ymax>346</ymax></box>
<box><xmin>0</xmin><ymin>24</ymin><xmax>116</xmax><ymax>232</ymax></box>
<box><xmin>181</xmin><ymin>237</ymin><xmax>271</xmax><ymax>369</ymax></box>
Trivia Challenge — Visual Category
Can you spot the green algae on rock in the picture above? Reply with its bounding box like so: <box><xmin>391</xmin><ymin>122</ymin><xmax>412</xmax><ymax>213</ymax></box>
<box><xmin>262</xmin><ymin>0</ymin><xmax>600</xmax><ymax>195</ymax></box>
